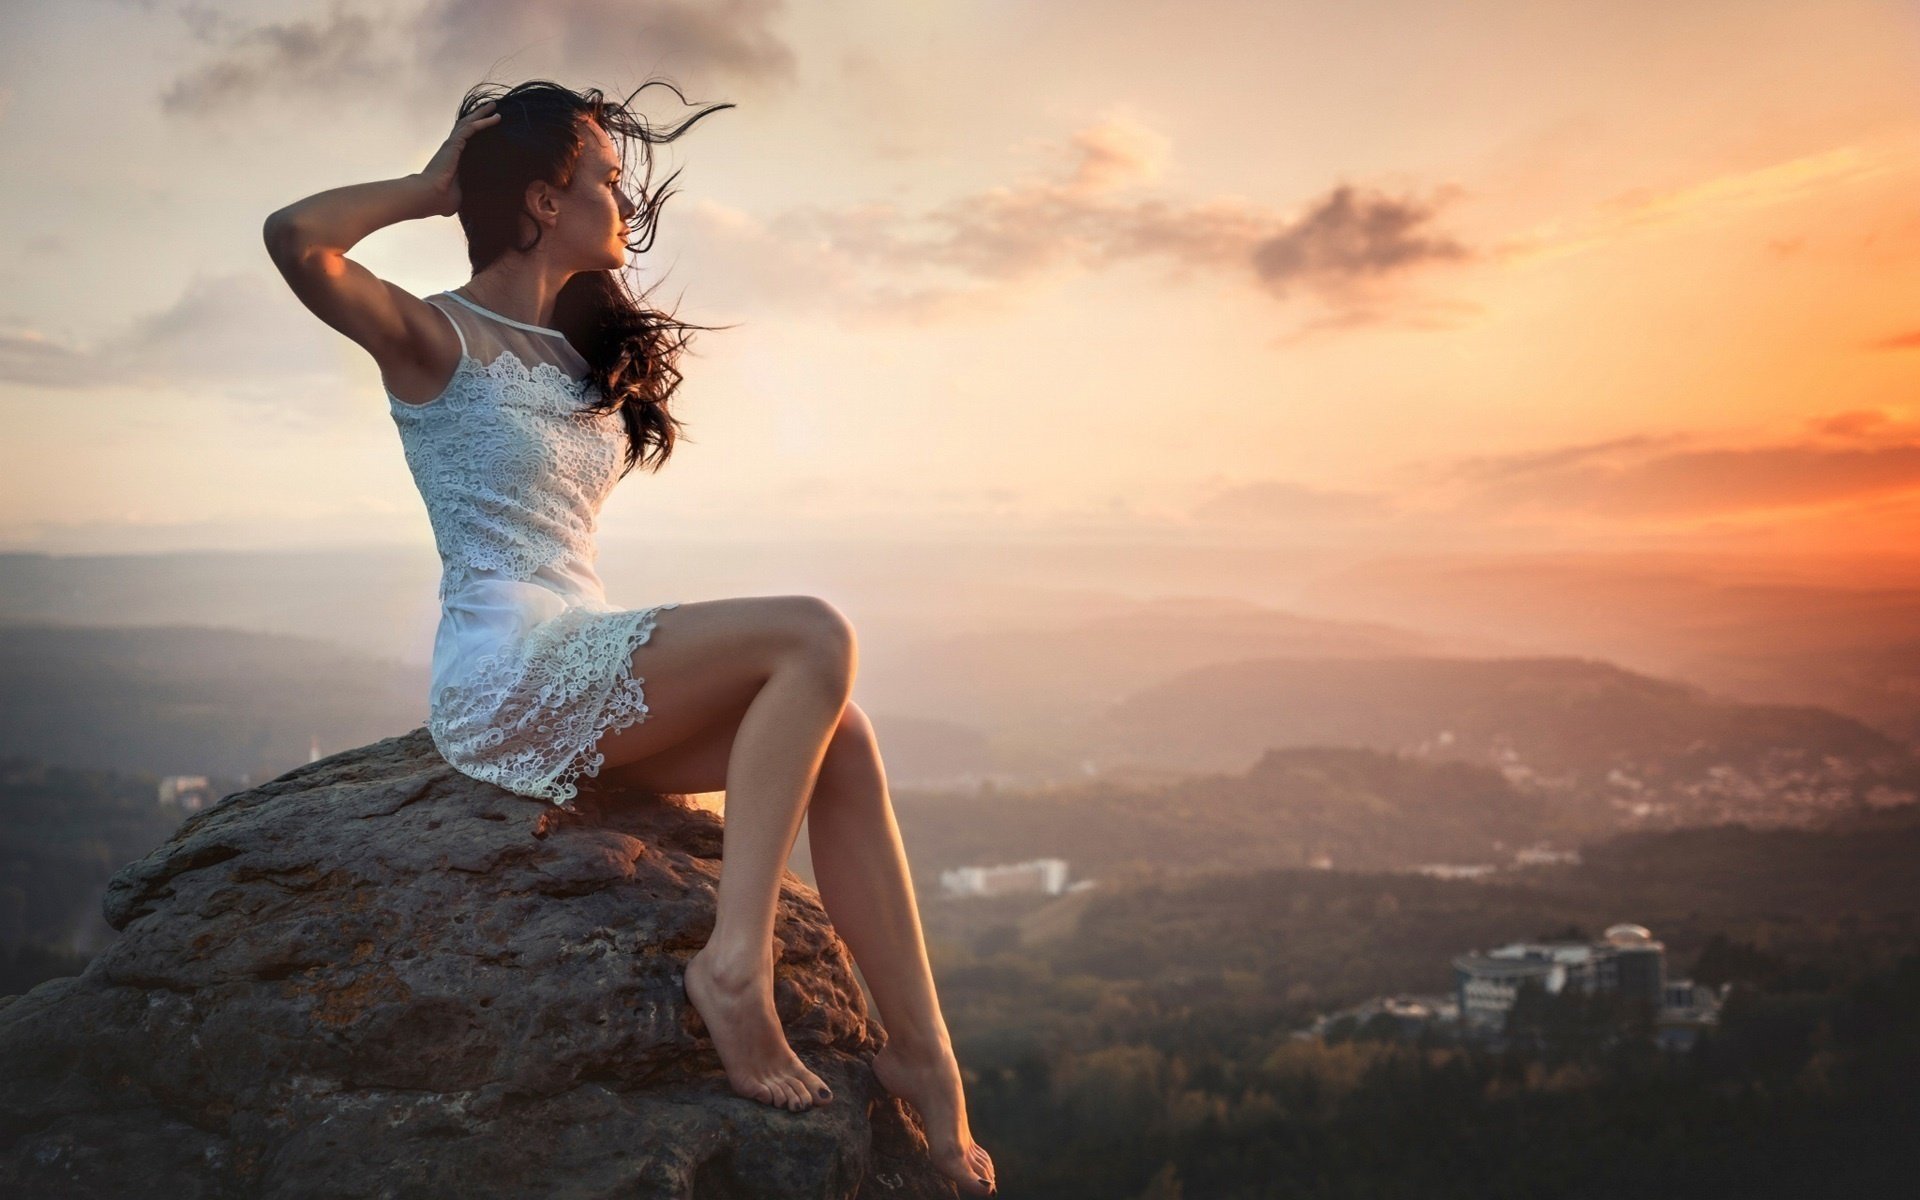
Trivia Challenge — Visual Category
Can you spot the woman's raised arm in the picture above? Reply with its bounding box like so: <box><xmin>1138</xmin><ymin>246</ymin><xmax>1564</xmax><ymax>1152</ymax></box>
<box><xmin>262</xmin><ymin>101</ymin><xmax>500</xmax><ymax>369</ymax></box>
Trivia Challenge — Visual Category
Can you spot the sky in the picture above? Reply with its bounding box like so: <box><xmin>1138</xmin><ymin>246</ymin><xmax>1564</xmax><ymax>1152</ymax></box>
<box><xmin>2</xmin><ymin>0</ymin><xmax>1919</xmax><ymax>565</ymax></box>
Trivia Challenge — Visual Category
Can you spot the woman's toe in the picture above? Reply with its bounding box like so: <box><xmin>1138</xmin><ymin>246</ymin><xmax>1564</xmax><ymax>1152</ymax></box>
<box><xmin>960</xmin><ymin>1146</ymin><xmax>994</xmax><ymax>1190</ymax></box>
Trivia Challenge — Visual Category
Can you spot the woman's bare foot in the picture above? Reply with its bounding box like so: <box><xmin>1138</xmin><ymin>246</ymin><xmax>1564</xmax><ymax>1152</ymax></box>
<box><xmin>872</xmin><ymin>1038</ymin><xmax>997</xmax><ymax>1195</ymax></box>
<box><xmin>683</xmin><ymin>945</ymin><xmax>834</xmax><ymax>1112</ymax></box>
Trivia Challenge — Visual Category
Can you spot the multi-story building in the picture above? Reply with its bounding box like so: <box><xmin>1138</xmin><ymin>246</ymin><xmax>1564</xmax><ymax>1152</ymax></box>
<box><xmin>1452</xmin><ymin>922</ymin><xmax>1670</xmax><ymax>1030</ymax></box>
<box><xmin>1305</xmin><ymin>922</ymin><xmax>1725</xmax><ymax>1049</ymax></box>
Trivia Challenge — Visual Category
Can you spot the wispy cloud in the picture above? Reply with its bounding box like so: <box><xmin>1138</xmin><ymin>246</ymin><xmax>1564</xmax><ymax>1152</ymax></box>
<box><xmin>0</xmin><ymin>273</ymin><xmax>342</xmax><ymax>391</ymax></box>
<box><xmin>416</xmin><ymin>0</ymin><xmax>797</xmax><ymax>90</ymax></box>
<box><xmin>163</xmin><ymin>4</ymin><xmax>401</xmax><ymax>116</ymax></box>
<box><xmin>1868</xmin><ymin>328</ymin><xmax>1920</xmax><ymax>352</ymax></box>
<box><xmin>1190</xmin><ymin>480</ymin><xmax>1403</xmax><ymax>526</ymax></box>
<box><xmin>1501</xmin><ymin>445</ymin><xmax>1920</xmax><ymax>518</ymax></box>
<box><xmin>1436</xmin><ymin>420</ymin><xmax>1920</xmax><ymax>520</ymax></box>
<box><xmin>162</xmin><ymin>0</ymin><xmax>796</xmax><ymax>117</ymax></box>
<box><xmin>1497</xmin><ymin>145</ymin><xmax>1899</xmax><ymax>265</ymax></box>
<box><xmin>1189</xmin><ymin>410</ymin><xmax>1920</xmax><ymax>543</ymax></box>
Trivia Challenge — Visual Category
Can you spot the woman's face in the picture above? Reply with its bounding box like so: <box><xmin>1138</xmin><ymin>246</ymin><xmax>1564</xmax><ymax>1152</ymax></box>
<box><xmin>550</xmin><ymin>119</ymin><xmax>636</xmax><ymax>271</ymax></box>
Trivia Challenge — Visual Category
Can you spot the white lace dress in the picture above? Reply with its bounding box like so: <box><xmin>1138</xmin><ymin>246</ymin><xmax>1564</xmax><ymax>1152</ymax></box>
<box><xmin>388</xmin><ymin>289</ymin><xmax>680</xmax><ymax>809</ymax></box>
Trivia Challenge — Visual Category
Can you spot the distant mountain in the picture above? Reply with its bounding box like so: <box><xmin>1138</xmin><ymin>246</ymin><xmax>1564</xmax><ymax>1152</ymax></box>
<box><xmin>0</xmin><ymin>548</ymin><xmax>440</xmax><ymax>667</ymax></box>
<box><xmin>1296</xmin><ymin>550</ymin><xmax>1920</xmax><ymax>742</ymax></box>
<box><xmin>0</xmin><ymin>623</ymin><xmax>428</xmax><ymax>780</ymax></box>
<box><xmin>1076</xmin><ymin>655</ymin><xmax>1914</xmax><ymax>828</ymax></box>
<box><xmin>0</xmin><ymin>622</ymin><xmax>1063</xmax><ymax>791</ymax></box>
<box><xmin>0</xmin><ymin>592</ymin><xmax>1482</xmax><ymax>789</ymax></box>
<box><xmin>891</xmin><ymin>743</ymin><xmax>1591</xmax><ymax>880</ymax></box>
<box><xmin>872</xmin><ymin>594</ymin><xmax>1477</xmax><ymax>736</ymax></box>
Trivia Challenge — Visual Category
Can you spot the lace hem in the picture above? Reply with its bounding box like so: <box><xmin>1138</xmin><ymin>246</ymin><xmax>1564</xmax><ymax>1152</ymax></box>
<box><xmin>426</xmin><ymin>600</ymin><xmax>682</xmax><ymax>809</ymax></box>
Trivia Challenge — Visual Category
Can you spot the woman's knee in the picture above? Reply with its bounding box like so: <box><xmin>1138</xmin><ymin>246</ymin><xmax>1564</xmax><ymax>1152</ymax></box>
<box><xmin>774</xmin><ymin>595</ymin><xmax>857</xmax><ymax>690</ymax></box>
<box><xmin>827</xmin><ymin>700</ymin><xmax>877</xmax><ymax>758</ymax></box>
<box><xmin>814</xmin><ymin>702</ymin><xmax>884</xmax><ymax>803</ymax></box>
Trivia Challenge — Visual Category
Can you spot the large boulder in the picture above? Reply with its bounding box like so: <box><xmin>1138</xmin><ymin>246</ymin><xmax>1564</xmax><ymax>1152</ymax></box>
<box><xmin>0</xmin><ymin>728</ymin><xmax>956</xmax><ymax>1199</ymax></box>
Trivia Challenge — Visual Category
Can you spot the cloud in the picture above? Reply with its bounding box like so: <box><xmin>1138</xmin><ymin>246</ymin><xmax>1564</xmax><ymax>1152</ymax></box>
<box><xmin>1868</xmin><ymin>328</ymin><xmax>1920</xmax><ymax>352</ymax></box>
<box><xmin>1497</xmin><ymin>145</ymin><xmax>1896</xmax><ymax>265</ymax></box>
<box><xmin>746</xmin><ymin>121</ymin><xmax>1473</xmax><ymax>326</ymax></box>
<box><xmin>0</xmin><ymin>273</ymin><xmax>345</xmax><ymax>391</ymax></box>
<box><xmin>1249</xmin><ymin>183</ymin><xmax>1472</xmax><ymax>302</ymax></box>
<box><xmin>1059</xmin><ymin>114</ymin><xmax>1172</xmax><ymax>195</ymax></box>
<box><xmin>1190</xmin><ymin>480</ymin><xmax>1403</xmax><ymax>526</ymax></box>
<box><xmin>1596</xmin><ymin>146</ymin><xmax>1889</xmax><ymax>230</ymax></box>
<box><xmin>1438</xmin><ymin>427</ymin><xmax>1920</xmax><ymax>520</ymax></box>
<box><xmin>0</xmin><ymin>329</ymin><xmax>88</xmax><ymax>389</ymax></box>
<box><xmin>1433</xmin><ymin>433</ymin><xmax>1692</xmax><ymax>488</ymax></box>
<box><xmin>162</xmin><ymin>0</ymin><xmax>796</xmax><ymax>117</ymax></box>
<box><xmin>1804</xmin><ymin>408</ymin><xmax>1920</xmax><ymax>440</ymax></box>
<box><xmin>1180</xmin><ymin>419</ymin><xmax>1920</xmax><ymax>555</ymax></box>
<box><xmin>416</xmin><ymin>0</ymin><xmax>796</xmax><ymax>90</ymax></box>
<box><xmin>162</xmin><ymin>3</ymin><xmax>400</xmax><ymax>116</ymax></box>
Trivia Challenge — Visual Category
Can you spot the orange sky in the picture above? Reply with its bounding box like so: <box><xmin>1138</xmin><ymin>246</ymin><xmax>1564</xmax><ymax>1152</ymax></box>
<box><xmin>1</xmin><ymin>0</ymin><xmax>1918</xmax><ymax>564</ymax></box>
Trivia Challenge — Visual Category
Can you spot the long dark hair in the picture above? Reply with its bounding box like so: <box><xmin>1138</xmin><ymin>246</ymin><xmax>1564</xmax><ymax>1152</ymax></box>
<box><xmin>451</xmin><ymin>79</ymin><xmax>734</xmax><ymax>475</ymax></box>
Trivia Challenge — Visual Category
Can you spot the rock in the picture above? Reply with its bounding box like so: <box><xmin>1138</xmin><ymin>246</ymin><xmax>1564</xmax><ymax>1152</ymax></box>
<box><xmin>0</xmin><ymin>728</ymin><xmax>958</xmax><ymax>1199</ymax></box>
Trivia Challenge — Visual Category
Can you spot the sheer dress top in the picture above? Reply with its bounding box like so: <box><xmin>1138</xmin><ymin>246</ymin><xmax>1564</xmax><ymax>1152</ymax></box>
<box><xmin>388</xmin><ymin>291</ymin><xmax>630</xmax><ymax>603</ymax></box>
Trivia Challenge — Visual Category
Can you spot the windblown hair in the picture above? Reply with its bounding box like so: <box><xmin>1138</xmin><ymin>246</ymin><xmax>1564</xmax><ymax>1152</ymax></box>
<box><xmin>451</xmin><ymin>79</ymin><xmax>734</xmax><ymax>475</ymax></box>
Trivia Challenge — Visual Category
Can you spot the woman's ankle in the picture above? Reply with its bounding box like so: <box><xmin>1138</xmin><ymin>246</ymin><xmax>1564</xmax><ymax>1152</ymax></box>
<box><xmin>879</xmin><ymin>1025</ymin><xmax>955</xmax><ymax>1062</ymax></box>
<box><xmin>690</xmin><ymin>939</ymin><xmax>773</xmax><ymax>989</ymax></box>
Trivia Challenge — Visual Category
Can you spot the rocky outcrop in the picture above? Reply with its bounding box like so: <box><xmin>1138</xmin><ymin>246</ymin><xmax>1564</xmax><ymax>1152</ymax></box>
<box><xmin>0</xmin><ymin>728</ymin><xmax>956</xmax><ymax>1199</ymax></box>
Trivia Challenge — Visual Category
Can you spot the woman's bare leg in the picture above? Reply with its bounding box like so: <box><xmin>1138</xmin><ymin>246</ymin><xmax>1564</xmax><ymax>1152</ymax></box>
<box><xmin>807</xmin><ymin>703</ymin><xmax>997</xmax><ymax>1195</ymax></box>
<box><xmin>682</xmin><ymin>636</ymin><xmax>853</xmax><ymax>1113</ymax></box>
<box><xmin>588</xmin><ymin>596</ymin><xmax>855</xmax><ymax>1113</ymax></box>
<box><xmin>588</xmin><ymin>594</ymin><xmax>997</xmax><ymax>1182</ymax></box>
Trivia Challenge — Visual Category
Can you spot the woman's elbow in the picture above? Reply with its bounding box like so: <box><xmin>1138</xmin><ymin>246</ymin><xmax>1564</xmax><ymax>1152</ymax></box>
<box><xmin>262</xmin><ymin>210</ymin><xmax>306</xmax><ymax>264</ymax></box>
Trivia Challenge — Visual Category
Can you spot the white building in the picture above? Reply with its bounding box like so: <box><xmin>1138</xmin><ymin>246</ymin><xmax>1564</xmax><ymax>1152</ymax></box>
<box><xmin>1412</xmin><ymin>863</ymin><xmax>1499</xmax><ymax>880</ymax></box>
<box><xmin>939</xmin><ymin>857</ymin><xmax>1072</xmax><ymax>898</ymax></box>
<box><xmin>1513</xmin><ymin>843</ymin><xmax>1582</xmax><ymax>867</ymax></box>
<box><xmin>158</xmin><ymin>775</ymin><xmax>213</xmax><ymax>812</ymax></box>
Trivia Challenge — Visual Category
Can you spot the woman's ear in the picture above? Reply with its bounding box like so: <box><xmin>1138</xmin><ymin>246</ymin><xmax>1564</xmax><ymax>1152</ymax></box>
<box><xmin>524</xmin><ymin>178</ymin><xmax>563</xmax><ymax>229</ymax></box>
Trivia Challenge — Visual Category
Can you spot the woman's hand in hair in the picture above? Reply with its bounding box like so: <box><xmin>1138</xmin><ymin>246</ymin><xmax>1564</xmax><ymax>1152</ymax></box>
<box><xmin>416</xmin><ymin>100</ymin><xmax>501</xmax><ymax>217</ymax></box>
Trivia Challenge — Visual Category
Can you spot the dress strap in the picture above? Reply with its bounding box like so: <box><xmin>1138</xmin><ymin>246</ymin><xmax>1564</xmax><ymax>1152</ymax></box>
<box><xmin>441</xmin><ymin>289</ymin><xmax>568</xmax><ymax>338</ymax></box>
<box><xmin>425</xmin><ymin>294</ymin><xmax>471</xmax><ymax>359</ymax></box>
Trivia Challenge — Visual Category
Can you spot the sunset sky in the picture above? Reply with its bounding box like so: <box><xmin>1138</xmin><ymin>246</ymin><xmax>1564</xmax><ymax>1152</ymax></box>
<box><xmin>2</xmin><ymin>0</ymin><xmax>1918</xmax><ymax>562</ymax></box>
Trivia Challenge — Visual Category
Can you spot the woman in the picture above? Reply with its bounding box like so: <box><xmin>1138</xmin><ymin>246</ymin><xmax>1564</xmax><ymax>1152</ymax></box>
<box><xmin>263</xmin><ymin>80</ymin><xmax>996</xmax><ymax>1196</ymax></box>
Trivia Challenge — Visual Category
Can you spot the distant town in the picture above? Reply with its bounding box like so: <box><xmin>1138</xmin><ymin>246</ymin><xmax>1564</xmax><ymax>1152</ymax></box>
<box><xmin>934</xmin><ymin>851</ymin><xmax>1725</xmax><ymax>1054</ymax></box>
<box><xmin>937</xmin><ymin>838</ymin><xmax>1589</xmax><ymax>896</ymax></box>
<box><xmin>1404</xmin><ymin>728</ymin><xmax>1915</xmax><ymax>830</ymax></box>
